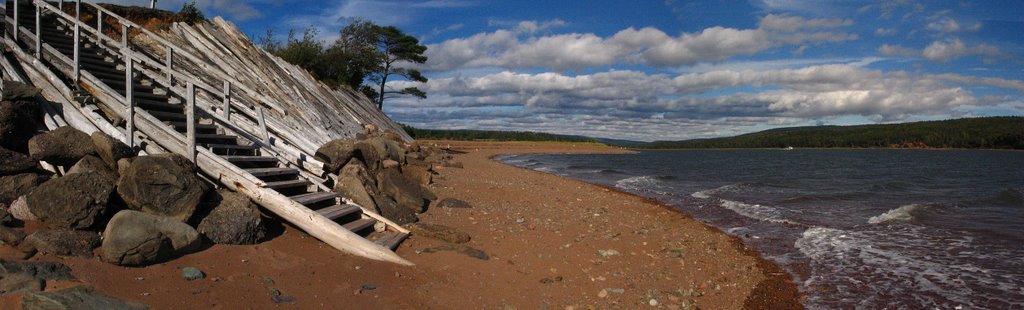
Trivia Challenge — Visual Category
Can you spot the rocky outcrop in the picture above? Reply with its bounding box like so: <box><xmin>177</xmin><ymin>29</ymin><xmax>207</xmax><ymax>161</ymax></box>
<box><xmin>0</xmin><ymin>173</ymin><xmax>46</xmax><ymax>204</ymax></box>
<box><xmin>23</xmin><ymin>229</ymin><xmax>101</xmax><ymax>257</ymax></box>
<box><xmin>67</xmin><ymin>155</ymin><xmax>119</xmax><ymax>180</ymax></box>
<box><xmin>0</xmin><ymin>82</ymin><xmax>42</xmax><ymax>152</ymax></box>
<box><xmin>315</xmin><ymin>139</ymin><xmax>356</xmax><ymax>173</ymax></box>
<box><xmin>377</xmin><ymin>168</ymin><xmax>430</xmax><ymax>213</ymax></box>
<box><xmin>26</xmin><ymin>172</ymin><xmax>115</xmax><ymax>230</ymax></box>
<box><xmin>117</xmin><ymin>154</ymin><xmax>207</xmax><ymax>222</ymax></box>
<box><xmin>333</xmin><ymin>158</ymin><xmax>380</xmax><ymax>212</ymax></box>
<box><xmin>27</xmin><ymin>126</ymin><xmax>96</xmax><ymax>167</ymax></box>
<box><xmin>0</xmin><ymin>147</ymin><xmax>36</xmax><ymax>176</ymax></box>
<box><xmin>374</xmin><ymin>196</ymin><xmax>418</xmax><ymax>225</ymax></box>
<box><xmin>90</xmin><ymin>132</ymin><xmax>135</xmax><ymax>168</ymax></box>
<box><xmin>22</xmin><ymin>285</ymin><xmax>146</xmax><ymax>310</ymax></box>
<box><xmin>101</xmin><ymin>210</ymin><xmax>202</xmax><ymax>266</ymax></box>
<box><xmin>195</xmin><ymin>189</ymin><xmax>266</xmax><ymax>245</ymax></box>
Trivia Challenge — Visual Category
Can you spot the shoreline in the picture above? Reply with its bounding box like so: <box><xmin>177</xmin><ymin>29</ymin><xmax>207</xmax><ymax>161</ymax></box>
<box><xmin>472</xmin><ymin>142</ymin><xmax>803</xmax><ymax>308</ymax></box>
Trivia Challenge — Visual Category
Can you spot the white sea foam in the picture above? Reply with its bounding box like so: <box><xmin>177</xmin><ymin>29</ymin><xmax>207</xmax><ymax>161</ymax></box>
<box><xmin>614</xmin><ymin>175</ymin><xmax>672</xmax><ymax>195</ymax></box>
<box><xmin>719</xmin><ymin>199</ymin><xmax>800</xmax><ymax>225</ymax></box>
<box><xmin>868</xmin><ymin>203</ymin><xmax>932</xmax><ymax>224</ymax></box>
<box><xmin>691</xmin><ymin>183</ymin><xmax>744</xmax><ymax>199</ymax></box>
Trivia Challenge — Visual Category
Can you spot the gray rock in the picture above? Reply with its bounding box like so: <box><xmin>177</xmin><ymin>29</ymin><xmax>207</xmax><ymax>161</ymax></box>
<box><xmin>420</xmin><ymin>244</ymin><xmax>489</xmax><ymax>260</ymax></box>
<box><xmin>436</xmin><ymin>198</ymin><xmax>472</xmax><ymax>209</ymax></box>
<box><xmin>196</xmin><ymin>189</ymin><xmax>265</xmax><ymax>245</ymax></box>
<box><xmin>0</xmin><ymin>260</ymin><xmax>75</xmax><ymax>280</ymax></box>
<box><xmin>0</xmin><ymin>227</ymin><xmax>26</xmax><ymax>246</ymax></box>
<box><xmin>27</xmin><ymin>172</ymin><xmax>114</xmax><ymax>229</ymax></box>
<box><xmin>332</xmin><ymin>158</ymin><xmax>379</xmax><ymax>212</ymax></box>
<box><xmin>314</xmin><ymin>139</ymin><xmax>355</xmax><ymax>173</ymax></box>
<box><xmin>90</xmin><ymin>132</ymin><xmax>134</xmax><ymax>168</ymax></box>
<box><xmin>27</xmin><ymin>126</ymin><xmax>96</xmax><ymax>167</ymax></box>
<box><xmin>101</xmin><ymin>210</ymin><xmax>202</xmax><ymax>266</ymax></box>
<box><xmin>0</xmin><ymin>147</ymin><xmax>36</xmax><ymax>176</ymax></box>
<box><xmin>181</xmin><ymin>267</ymin><xmax>204</xmax><ymax>281</ymax></box>
<box><xmin>0</xmin><ymin>272</ymin><xmax>43</xmax><ymax>296</ymax></box>
<box><xmin>117</xmin><ymin>154</ymin><xmax>206</xmax><ymax>222</ymax></box>
<box><xmin>597</xmin><ymin>249</ymin><xmax>621</xmax><ymax>257</ymax></box>
<box><xmin>24</xmin><ymin>229</ymin><xmax>100</xmax><ymax>257</ymax></box>
<box><xmin>0</xmin><ymin>207</ymin><xmax>10</xmax><ymax>226</ymax></box>
<box><xmin>373</xmin><ymin>195</ymin><xmax>418</xmax><ymax>224</ymax></box>
<box><xmin>21</xmin><ymin>285</ymin><xmax>146</xmax><ymax>310</ymax></box>
<box><xmin>376</xmin><ymin>168</ymin><xmax>429</xmax><ymax>213</ymax></box>
<box><xmin>401</xmin><ymin>164</ymin><xmax>432</xmax><ymax>186</ymax></box>
<box><xmin>406</xmin><ymin>223</ymin><xmax>471</xmax><ymax>243</ymax></box>
<box><xmin>67</xmin><ymin>155</ymin><xmax>118</xmax><ymax>180</ymax></box>
<box><xmin>0</xmin><ymin>173</ymin><xmax>45</xmax><ymax>204</ymax></box>
<box><xmin>1</xmin><ymin>81</ymin><xmax>41</xmax><ymax>101</ymax></box>
<box><xmin>8</xmin><ymin>196</ymin><xmax>36</xmax><ymax>221</ymax></box>
<box><xmin>0</xmin><ymin>85</ymin><xmax>42</xmax><ymax>152</ymax></box>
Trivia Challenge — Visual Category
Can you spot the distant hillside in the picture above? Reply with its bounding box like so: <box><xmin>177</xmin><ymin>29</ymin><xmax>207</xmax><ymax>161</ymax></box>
<box><xmin>401</xmin><ymin>124</ymin><xmax>597</xmax><ymax>143</ymax></box>
<box><xmin>644</xmin><ymin>117</ymin><xmax>1024</xmax><ymax>149</ymax></box>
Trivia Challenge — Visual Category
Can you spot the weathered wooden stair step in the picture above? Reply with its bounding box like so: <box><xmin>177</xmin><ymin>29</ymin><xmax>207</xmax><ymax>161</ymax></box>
<box><xmin>371</xmin><ymin>231</ymin><xmax>409</xmax><ymax>251</ymax></box>
<box><xmin>288</xmin><ymin>192</ymin><xmax>339</xmax><ymax>205</ymax></box>
<box><xmin>222</xmin><ymin>155</ymin><xmax>277</xmax><ymax>164</ymax></box>
<box><xmin>136</xmin><ymin>98</ymin><xmax>182</xmax><ymax>112</ymax></box>
<box><xmin>245</xmin><ymin>167</ymin><xmax>299</xmax><ymax>178</ymax></box>
<box><xmin>203</xmin><ymin>143</ymin><xmax>258</xmax><ymax>151</ymax></box>
<box><xmin>263</xmin><ymin>179</ymin><xmax>311</xmax><ymax>190</ymax></box>
<box><xmin>168</xmin><ymin>121</ymin><xmax>217</xmax><ymax>132</ymax></box>
<box><xmin>147</xmin><ymin>110</ymin><xmax>185</xmax><ymax>121</ymax></box>
<box><xmin>317</xmin><ymin>204</ymin><xmax>361</xmax><ymax>221</ymax></box>
<box><xmin>342</xmin><ymin>218</ymin><xmax>376</xmax><ymax>233</ymax></box>
<box><xmin>194</xmin><ymin>133</ymin><xmax>237</xmax><ymax>142</ymax></box>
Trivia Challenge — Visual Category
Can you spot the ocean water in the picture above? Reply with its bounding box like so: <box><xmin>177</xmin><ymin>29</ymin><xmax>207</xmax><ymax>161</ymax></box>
<box><xmin>498</xmin><ymin>149</ymin><xmax>1024</xmax><ymax>309</ymax></box>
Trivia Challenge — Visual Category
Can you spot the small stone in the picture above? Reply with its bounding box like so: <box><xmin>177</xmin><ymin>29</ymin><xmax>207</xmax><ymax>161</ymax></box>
<box><xmin>515</xmin><ymin>218</ymin><xmax>525</xmax><ymax>223</ymax></box>
<box><xmin>597</xmin><ymin>289</ymin><xmax>608</xmax><ymax>298</ymax></box>
<box><xmin>597</xmin><ymin>249</ymin><xmax>621</xmax><ymax>257</ymax></box>
<box><xmin>540</xmin><ymin>278</ymin><xmax>554</xmax><ymax>284</ymax></box>
<box><xmin>182</xmin><ymin>267</ymin><xmax>205</xmax><ymax>281</ymax></box>
<box><xmin>361</xmin><ymin>283</ymin><xmax>377</xmax><ymax>290</ymax></box>
<box><xmin>649</xmin><ymin>299</ymin><xmax>659</xmax><ymax>306</ymax></box>
<box><xmin>607</xmin><ymin>288</ymin><xmax>625</xmax><ymax>294</ymax></box>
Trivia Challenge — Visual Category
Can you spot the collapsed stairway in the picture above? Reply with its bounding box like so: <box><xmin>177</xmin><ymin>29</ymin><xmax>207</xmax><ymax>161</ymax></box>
<box><xmin>2</xmin><ymin>0</ymin><xmax>410</xmax><ymax>264</ymax></box>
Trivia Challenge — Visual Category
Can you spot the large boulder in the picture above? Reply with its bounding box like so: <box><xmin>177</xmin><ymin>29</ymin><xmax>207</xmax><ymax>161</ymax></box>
<box><xmin>354</xmin><ymin>137</ymin><xmax>401</xmax><ymax>172</ymax></box>
<box><xmin>377</xmin><ymin>168</ymin><xmax>430</xmax><ymax>213</ymax></box>
<box><xmin>0</xmin><ymin>260</ymin><xmax>75</xmax><ymax>280</ymax></box>
<box><xmin>66</xmin><ymin>155</ymin><xmax>118</xmax><ymax>181</ymax></box>
<box><xmin>22</xmin><ymin>285</ymin><xmax>146</xmax><ymax>310</ymax></box>
<box><xmin>24</xmin><ymin>229</ymin><xmax>100</xmax><ymax>257</ymax></box>
<box><xmin>333</xmin><ymin>158</ymin><xmax>379</xmax><ymax>212</ymax></box>
<box><xmin>0</xmin><ymin>272</ymin><xmax>43</xmax><ymax>296</ymax></box>
<box><xmin>373</xmin><ymin>196</ymin><xmax>418</xmax><ymax>224</ymax></box>
<box><xmin>27</xmin><ymin>126</ymin><xmax>96</xmax><ymax>167</ymax></box>
<box><xmin>0</xmin><ymin>147</ymin><xmax>36</xmax><ymax>176</ymax></box>
<box><xmin>0</xmin><ymin>82</ymin><xmax>42</xmax><ymax>152</ymax></box>
<box><xmin>90</xmin><ymin>132</ymin><xmax>134</xmax><ymax>168</ymax></box>
<box><xmin>195</xmin><ymin>189</ymin><xmax>265</xmax><ymax>245</ymax></box>
<box><xmin>314</xmin><ymin>139</ymin><xmax>355</xmax><ymax>173</ymax></box>
<box><xmin>117</xmin><ymin>154</ymin><xmax>206</xmax><ymax>222</ymax></box>
<box><xmin>26</xmin><ymin>172</ymin><xmax>114</xmax><ymax>229</ymax></box>
<box><xmin>101</xmin><ymin>210</ymin><xmax>202</xmax><ymax>266</ymax></box>
<box><xmin>402</xmin><ymin>164</ymin><xmax>432</xmax><ymax>186</ymax></box>
<box><xmin>0</xmin><ymin>173</ymin><xmax>46</xmax><ymax>204</ymax></box>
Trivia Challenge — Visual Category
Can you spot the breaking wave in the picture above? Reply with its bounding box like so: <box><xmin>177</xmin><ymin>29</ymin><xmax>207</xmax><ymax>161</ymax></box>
<box><xmin>867</xmin><ymin>203</ymin><xmax>936</xmax><ymax>224</ymax></box>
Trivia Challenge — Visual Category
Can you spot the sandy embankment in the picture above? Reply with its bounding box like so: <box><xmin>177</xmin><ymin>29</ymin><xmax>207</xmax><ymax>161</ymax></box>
<box><xmin>3</xmin><ymin>141</ymin><xmax>799</xmax><ymax>309</ymax></box>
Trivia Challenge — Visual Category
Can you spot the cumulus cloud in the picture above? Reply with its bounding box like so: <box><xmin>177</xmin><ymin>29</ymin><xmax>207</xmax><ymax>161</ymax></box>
<box><xmin>874</xmin><ymin>27</ymin><xmax>898</xmax><ymax>36</ymax></box>
<box><xmin>423</xmin><ymin>14</ymin><xmax>857</xmax><ymax>71</ymax></box>
<box><xmin>878</xmin><ymin>39</ymin><xmax>1002</xmax><ymax>62</ymax></box>
<box><xmin>388</xmin><ymin>64</ymin><xmax>1023</xmax><ymax>140</ymax></box>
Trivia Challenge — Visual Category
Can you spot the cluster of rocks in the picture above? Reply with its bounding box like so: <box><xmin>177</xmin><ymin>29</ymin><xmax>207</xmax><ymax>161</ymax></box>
<box><xmin>0</xmin><ymin>82</ymin><xmax>267</xmax><ymax>270</ymax></box>
<box><xmin>315</xmin><ymin>126</ymin><xmax>462</xmax><ymax>224</ymax></box>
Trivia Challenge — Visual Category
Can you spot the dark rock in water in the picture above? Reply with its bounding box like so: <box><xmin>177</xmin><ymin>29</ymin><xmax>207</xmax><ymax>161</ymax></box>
<box><xmin>0</xmin><ymin>227</ymin><xmax>27</xmax><ymax>246</ymax></box>
<box><xmin>373</xmin><ymin>196</ymin><xmax>418</xmax><ymax>225</ymax></box>
<box><xmin>181</xmin><ymin>267</ymin><xmax>205</xmax><ymax>281</ymax></box>
<box><xmin>67</xmin><ymin>155</ymin><xmax>118</xmax><ymax>180</ymax></box>
<box><xmin>24</xmin><ymin>229</ymin><xmax>100</xmax><ymax>257</ymax></box>
<box><xmin>90</xmin><ymin>132</ymin><xmax>134</xmax><ymax>168</ymax></box>
<box><xmin>420</xmin><ymin>244</ymin><xmax>489</xmax><ymax>260</ymax></box>
<box><xmin>0</xmin><ymin>147</ymin><xmax>37</xmax><ymax>176</ymax></box>
<box><xmin>0</xmin><ymin>272</ymin><xmax>43</xmax><ymax>296</ymax></box>
<box><xmin>101</xmin><ymin>210</ymin><xmax>202</xmax><ymax>266</ymax></box>
<box><xmin>196</xmin><ymin>189</ymin><xmax>265</xmax><ymax>245</ymax></box>
<box><xmin>333</xmin><ymin>158</ymin><xmax>379</xmax><ymax>212</ymax></box>
<box><xmin>2</xmin><ymin>81</ymin><xmax>41</xmax><ymax>101</ymax></box>
<box><xmin>314</xmin><ymin>139</ymin><xmax>355</xmax><ymax>173</ymax></box>
<box><xmin>438</xmin><ymin>198</ymin><xmax>473</xmax><ymax>209</ymax></box>
<box><xmin>407</xmin><ymin>223</ymin><xmax>471</xmax><ymax>243</ymax></box>
<box><xmin>27</xmin><ymin>172</ymin><xmax>114</xmax><ymax>229</ymax></box>
<box><xmin>377</xmin><ymin>168</ymin><xmax>428</xmax><ymax>213</ymax></box>
<box><xmin>21</xmin><ymin>285</ymin><xmax>146</xmax><ymax>310</ymax></box>
<box><xmin>27</xmin><ymin>126</ymin><xmax>96</xmax><ymax>167</ymax></box>
<box><xmin>0</xmin><ymin>173</ymin><xmax>46</xmax><ymax>204</ymax></box>
<box><xmin>0</xmin><ymin>84</ymin><xmax>42</xmax><ymax>152</ymax></box>
<box><xmin>0</xmin><ymin>260</ymin><xmax>75</xmax><ymax>280</ymax></box>
<box><xmin>117</xmin><ymin>154</ymin><xmax>206</xmax><ymax>222</ymax></box>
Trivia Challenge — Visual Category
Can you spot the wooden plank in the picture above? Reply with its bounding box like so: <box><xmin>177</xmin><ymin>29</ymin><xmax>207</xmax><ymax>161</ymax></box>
<box><xmin>289</xmin><ymin>192</ymin><xmax>339</xmax><ymax>205</ymax></box>
<box><xmin>245</xmin><ymin>167</ymin><xmax>298</xmax><ymax>177</ymax></box>
<box><xmin>343</xmin><ymin>218</ymin><xmax>376</xmax><ymax>233</ymax></box>
<box><xmin>186</xmin><ymin>83</ymin><xmax>196</xmax><ymax>164</ymax></box>
<box><xmin>317</xmin><ymin>204</ymin><xmax>360</xmax><ymax>221</ymax></box>
<box><xmin>263</xmin><ymin>179</ymin><xmax>311</xmax><ymax>190</ymax></box>
<box><xmin>221</xmin><ymin>155</ymin><xmax>277</xmax><ymax>163</ymax></box>
<box><xmin>125</xmin><ymin>51</ymin><xmax>134</xmax><ymax>147</ymax></box>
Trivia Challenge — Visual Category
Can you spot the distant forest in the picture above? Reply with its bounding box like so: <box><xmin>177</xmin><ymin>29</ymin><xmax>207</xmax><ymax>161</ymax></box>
<box><xmin>644</xmin><ymin>116</ymin><xmax>1024</xmax><ymax>149</ymax></box>
<box><xmin>400</xmin><ymin>124</ymin><xmax>595</xmax><ymax>143</ymax></box>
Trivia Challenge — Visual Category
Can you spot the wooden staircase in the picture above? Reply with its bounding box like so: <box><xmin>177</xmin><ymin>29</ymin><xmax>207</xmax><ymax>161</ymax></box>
<box><xmin>2</xmin><ymin>0</ymin><xmax>410</xmax><ymax>263</ymax></box>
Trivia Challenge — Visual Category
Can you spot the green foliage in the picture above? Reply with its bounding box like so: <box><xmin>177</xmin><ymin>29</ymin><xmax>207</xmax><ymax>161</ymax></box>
<box><xmin>174</xmin><ymin>1</ymin><xmax>205</xmax><ymax>24</ymax></box>
<box><xmin>260</xmin><ymin>20</ymin><xmax>428</xmax><ymax>109</ymax></box>
<box><xmin>643</xmin><ymin>117</ymin><xmax>1024</xmax><ymax>150</ymax></box>
<box><xmin>401</xmin><ymin>124</ymin><xmax>596</xmax><ymax>143</ymax></box>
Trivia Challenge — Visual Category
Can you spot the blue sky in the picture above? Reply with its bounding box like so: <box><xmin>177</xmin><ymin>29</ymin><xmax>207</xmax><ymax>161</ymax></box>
<box><xmin>139</xmin><ymin>0</ymin><xmax>1023</xmax><ymax>141</ymax></box>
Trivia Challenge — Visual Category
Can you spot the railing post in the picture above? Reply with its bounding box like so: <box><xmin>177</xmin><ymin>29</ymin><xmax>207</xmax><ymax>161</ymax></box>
<box><xmin>35</xmin><ymin>1</ymin><xmax>41</xmax><ymax>59</ymax></box>
<box><xmin>58</xmin><ymin>0</ymin><xmax>62</xmax><ymax>11</ymax></box>
<box><xmin>96</xmin><ymin>10</ymin><xmax>102</xmax><ymax>43</ymax></box>
<box><xmin>125</xmin><ymin>49</ymin><xmax>135</xmax><ymax>147</ymax></box>
<box><xmin>222</xmin><ymin>81</ymin><xmax>231</xmax><ymax>120</ymax></box>
<box><xmin>186</xmin><ymin>83</ymin><xmax>196</xmax><ymax>165</ymax></box>
<box><xmin>121</xmin><ymin>23</ymin><xmax>129</xmax><ymax>50</ymax></box>
<box><xmin>165</xmin><ymin>45</ymin><xmax>173</xmax><ymax>86</ymax></box>
<box><xmin>257</xmin><ymin>106</ymin><xmax>270</xmax><ymax>145</ymax></box>
<box><xmin>13</xmin><ymin>0</ymin><xmax>18</xmax><ymax>39</ymax></box>
<box><xmin>73</xmin><ymin>0</ymin><xmax>81</xmax><ymax>85</ymax></box>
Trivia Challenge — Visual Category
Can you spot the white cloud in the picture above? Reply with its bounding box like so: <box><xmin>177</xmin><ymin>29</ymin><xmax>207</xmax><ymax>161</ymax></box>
<box><xmin>875</xmin><ymin>27</ymin><xmax>898</xmax><ymax>36</ymax></box>
<box><xmin>925</xmin><ymin>18</ymin><xmax>982</xmax><ymax>33</ymax></box>
<box><xmin>758</xmin><ymin>14</ymin><xmax>853</xmax><ymax>32</ymax></box>
<box><xmin>878</xmin><ymin>39</ymin><xmax>1003</xmax><ymax>62</ymax></box>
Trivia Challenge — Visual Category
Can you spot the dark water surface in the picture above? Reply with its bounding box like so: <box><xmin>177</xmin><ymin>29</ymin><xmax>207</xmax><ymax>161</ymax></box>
<box><xmin>498</xmin><ymin>149</ymin><xmax>1024</xmax><ymax>309</ymax></box>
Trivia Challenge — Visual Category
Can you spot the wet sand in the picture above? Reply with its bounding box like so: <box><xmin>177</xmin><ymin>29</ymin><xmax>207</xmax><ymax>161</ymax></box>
<box><xmin>3</xmin><ymin>141</ymin><xmax>800</xmax><ymax>309</ymax></box>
